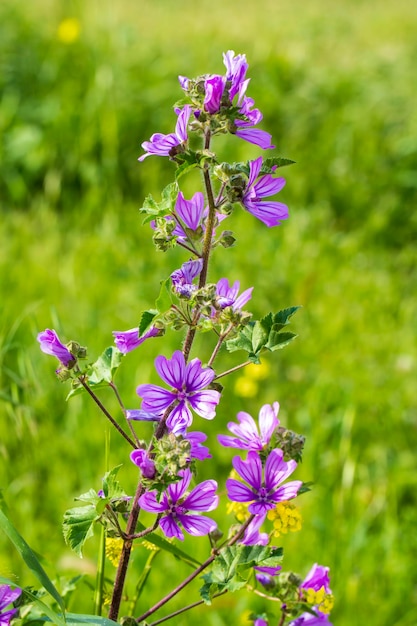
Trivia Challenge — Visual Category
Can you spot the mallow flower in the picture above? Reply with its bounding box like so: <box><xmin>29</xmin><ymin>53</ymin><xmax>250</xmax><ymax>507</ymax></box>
<box><xmin>234</xmin><ymin>93</ymin><xmax>274</xmax><ymax>150</ymax></box>
<box><xmin>136</xmin><ymin>350</ymin><xmax>221</xmax><ymax>435</ymax></box>
<box><xmin>112</xmin><ymin>325</ymin><xmax>161</xmax><ymax>354</ymax></box>
<box><xmin>226</xmin><ymin>449</ymin><xmax>302</xmax><ymax>515</ymax></box>
<box><xmin>214</xmin><ymin>278</ymin><xmax>253</xmax><ymax>311</ymax></box>
<box><xmin>130</xmin><ymin>449</ymin><xmax>156</xmax><ymax>479</ymax></box>
<box><xmin>241</xmin><ymin>156</ymin><xmax>289</xmax><ymax>227</ymax></box>
<box><xmin>138</xmin><ymin>105</ymin><xmax>192</xmax><ymax>161</ymax></box>
<box><xmin>0</xmin><ymin>585</ymin><xmax>21</xmax><ymax>626</ymax></box>
<box><xmin>218</xmin><ymin>402</ymin><xmax>280</xmax><ymax>451</ymax></box>
<box><xmin>171</xmin><ymin>258</ymin><xmax>203</xmax><ymax>298</ymax></box>
<box><xmin>138</xmin><ymin>467</ymin><xmax>218</xmax><ymax>540</ymax></box>
<box><xmin>37</xmin><ymin>329</ymin><xmax>74</xmax><ymax>366</ymax></box>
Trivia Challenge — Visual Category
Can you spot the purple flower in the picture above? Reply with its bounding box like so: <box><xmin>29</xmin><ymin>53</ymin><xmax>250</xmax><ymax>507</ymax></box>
<box><xmin>226</xmin><ymin>449</ymin><xmax>301</xmax><ymax>516</ymax></box>
<box><xmin>126</xmin><ymin>409</ymin><xmax>161</xmax><ymax>422</ymax></box>
<box><xmin>204</xmin><ymin>75</ymin><xmax>226</xmax><ymax>113</ymax></box>
<box><xmin>136</xmin><ymin>350</ymin><xmax>221</xmax><ymax>435</ymax></box>
<box><xmin>254</xmin><ymin>619</ymin><xmax>268</xmax><ymax>626</ymax></box>
<box><xmin>139</xmin><ymin>468</ymin><xmax>218</xmax><ymax>540</ymax></box>
<box><xmin>0</xmin><ymin>585</ymin><xmax>21</xmax><ymax>626</ymax></box>
<box><xmin>223</xmin><ymin>50</ymin><xmax>249</xmax><ymax>100</ymax></box>
<box><xmin>130</xmin><ymin>449</ymin><xmax>156</xmax><ymax>479</ymax></box>
<box><xmin>241</xmin><ymin>157</ymin><xmax>289</xmax><ymax>227</ymax></box>
<box><xmin>184</xmin><ymin>431</ymin><xmax>211</xmax><ymax>461</ymax></box>
<box><xmin>138</xmin><ymin>105</ymin><xmax>191</xmax><ymax>161</ymax></box>
<box><xmin>241</xmin><ymin>513</ymin><xmax>269</xmax><ymax>546</ymax></box>
<box><xmin>290</xmin><ymin>613</ymin><xmax>332</xmax><ymax>626</ymax></box>
<box><xmin>301</xmin><ymin>564</ymin><xmax>332</xmax><ymax>594</ymax></box>
<box><xmin>254</xmin><ymin>563</ymin><xmax>282</xmax><ymax>586</ymax></box>
<box><xmin>174</xmin><ymin>191</ymin><xmax>205</xmax><ymax>236</ymax></box>
<box><xmin>215</xmin><ymin>278</ymin><xmax>253</xmax><ymax>311</ymax></box>
<box><xmin>37</xmin><ymin>329</ymin><xmax>74</xmax><ymax>366</ymax></box>
<box><xmin>218</xmin><ymin>402</ymin><xmax>280</xmax><ymax>451</ymax></box>
<box><xmin>171</xmin><ymin>258</ymin><xmax>203</xmax><ymax>298</ymax></box>
<box><xmin>112</xmin><ymin>325</ymin><xmax>161</xmax><ymax>354</ymax></box>
<box><xmin>234</xmin><ymin>92</ymin><xmax>275</xmax><ymax>149</ymax></box>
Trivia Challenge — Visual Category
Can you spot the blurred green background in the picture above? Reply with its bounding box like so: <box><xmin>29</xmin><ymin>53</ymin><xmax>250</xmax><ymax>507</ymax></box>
<box><xmin>1</xmin><ymin>0</ymin><xmax>417</xmax><ymax>624</ymax></box>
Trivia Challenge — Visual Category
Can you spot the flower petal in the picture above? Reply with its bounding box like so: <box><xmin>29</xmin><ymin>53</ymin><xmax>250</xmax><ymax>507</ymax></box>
<box><xmin>155</xmin><ymin>351</ymin><xmax>185</xmax><ymax>388</ymax></box>
<box><xmin>167</xmin><ymin>469</ymin><xmax>192</xmax><ymax>503</ymax></box>
<box><xmin>139</xmin><ymin>490</ymin><xmax>167</xmax><ymax>513</ymax></box>
<box><xmin>183</xmin><ymin>479</ymin><xmax>218</xmax><ymax>511</ymax></box>
<box><xmin>178</xmin><ymin>514</ymin><xmax>217</xmax><ymax>536</ymax></box>
<box><xmin>233</xmin><ymin>451</ymin><xmax>262</xmax><ymax>490</ymax></box>
<box><xmin>159</xmin><ymin>515</ymin><xmax>184</xmax><ymax>540</ymax></box>
<box><xmin>188</xmin><ymin>389</ymin><xmax>220</xmax><ymax>420</ymax></box>
<box><xmin>258</xmin><ymin>402</ymin><xmax>280</xmax><ymax>446</ymax></box>
<box><xmin>185</xmin><ymin>358</ymin><xmax>216</xmax><ymax>391</ymax></box>
<box><xmin>136</xmin><ymin>384</ymin><xmax>176</xmax><ymax>413</ymax></box>
<box><xmin>265</xmin><ymin>449</ymin><xmax>297</xmax><ymax>491</ymax></box>
<box><xmin>270</xmin><ymin>480</ymin><xmax>302</xmax><ymax>503</ymax></box>
<box><xmin>226</xmin><ymin>478</ymin><xmax>256</xmax><ymax>502</ymax></box>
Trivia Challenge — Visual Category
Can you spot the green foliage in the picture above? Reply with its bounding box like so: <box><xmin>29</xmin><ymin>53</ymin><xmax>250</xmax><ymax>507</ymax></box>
<box><xmin>1</xmin><ymin>2</ymin><xmax>417</xmax><ymax>625</ymax></box>
<box><xmin>200</xmin><ymin>545</ymin><xmax>283</xmax><ymax>603</ymax></box>
<box><xmin>226</xmin><ymin>307</ymin><xmax>299</xmax><ymax>363</ymax></box>
<box><xmin>0</xmin><ymin>509</ymin><xmax>65</xmax><ymax>613</ymax></box>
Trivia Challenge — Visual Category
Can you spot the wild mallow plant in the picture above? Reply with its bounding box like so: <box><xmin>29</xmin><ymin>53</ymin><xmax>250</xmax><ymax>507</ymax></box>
<box><xmin>1</xmin><ymin>51</ymin><xmax>335</xmax><ymax>626</ymax></box>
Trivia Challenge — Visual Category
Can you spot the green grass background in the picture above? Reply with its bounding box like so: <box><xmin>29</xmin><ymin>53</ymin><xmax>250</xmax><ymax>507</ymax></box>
<box><xmin>1</xmin><ymin>0</ymin><xmax>417</xmax><ymax>624</ymax></box>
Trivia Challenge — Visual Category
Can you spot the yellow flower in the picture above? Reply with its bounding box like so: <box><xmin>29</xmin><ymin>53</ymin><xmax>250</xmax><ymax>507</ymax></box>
<box><xmin>57</xmin><ymin>18</ymin><xmax>80</xmax><ymax>44</ymax></box>
<box><xmin>234</xmin><ymin>361</ymin><xmax>271</xmax><ymax>397</ymax></box>
<box><xmin>140</xmin><ymin>539</ymin><xmax>159</xmax><ymax>552</ymax></box>
<box><xmin>267</xmin><ymin>501</ymin><xmax>302</xmax><ymax>537</ymax></box>
<box><xmin>303</xmin><ymin>587</ymin><xmax>334</xmax><ymax>614</ymax></box>
<box><xmin>105</xmin><ymin>537</ymin><xmax>124</xmax><ymax>567</ymax></box>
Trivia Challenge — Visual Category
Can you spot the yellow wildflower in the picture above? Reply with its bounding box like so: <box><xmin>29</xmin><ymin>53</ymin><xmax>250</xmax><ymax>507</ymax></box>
<box><xmin>105</xmin><ymin>537</ymin><xmax>124</xmax><ymax>567</ymax></box>
<box><xmin>267</xmin><ymin>501</ymin><xmax>302</xmax><ymax>537</ymax></box>
<box><xmin>304</xmin><ymin>587</ymin><xmax>334</xmax><ymax>614</ymax></box>
<box><xmin>234</xmin><ymin>361</ymin><xmax>271</xmax><ymax>397</ymax></box>
<box><xmin>140</xmin><ymin>539</ymin><xmax>159</xmax><ymax>552</ymax></box>
<box><xmin>57</xmin><ymin>18</ymin><xmax>80</xmax><ymax>44</ymax></box>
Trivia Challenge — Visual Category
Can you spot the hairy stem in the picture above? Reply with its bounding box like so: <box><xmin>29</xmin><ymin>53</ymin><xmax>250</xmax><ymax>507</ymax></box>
<box><xmin>78</xmin><ymin>376</ymin><xmax>136</xmax><ymax>448</ymax></box>
<box><xmin>214</xmin><ymin>359</ymin><xmax>252</xmax><ymax>380</ymax></box>
<box><xmin>108</xmin><ymin>480</ymin><xmax>145</xmax><ymax>621</ymax></box>
<box><xmin>135</xmin><ymin>515</ymin><xmax>255</xmax><ymax>623</ymax></box>
<box><xmin>148</xmin><ymin>590</ymin><xmax>228</xmax><ymax>626</ymax></box>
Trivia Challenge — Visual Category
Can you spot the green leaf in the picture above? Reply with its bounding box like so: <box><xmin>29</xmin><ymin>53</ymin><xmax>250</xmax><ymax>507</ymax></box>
<box><xmin>226</xmin><ymin>307</ymin><xmax>300</xmax><ymax>359</ymax></box>
<box><xmin>65</xmin><ymin>613</ymin><xmax>120</xmax><ymax>625</ymax></box>
<box><xmin>67</xmin><ymin>347</ymin><xmax>124</xmax><ymax>400</ymax></box>
<box><xmin>139</xmin><ymin>182</ymin><xmax>179</xmax><ymax>223</ymax></box>
<box><xmin>272</xmin><ymin>306</ymin><xmax>301</xmax><ymax>325</ymax></box>
<box><xmin>225</xmin><ymin>323</ymin><xmax>254</xmax><ymax>354</ymax></box>
<box><xmin>262</xmin><ymin>156</ymin><xmax>296</xmax><ymax>171</ymax></box>
<box><xmin>266</xmin><ymin>331</ymin><xmax>298</xmax><ymax>351</ymax></box>
<box><xmin>200</xmin><ymin>545</ymin><xmax>283</xmax><ymax>603</ymax></box>
<box><xmin>175</xmin><ymin>161</ymin><xmax>199</xmax><ymax>182</ymax></box>
<box><xmin>0</xmin><ymin>509</ymin><xmax>65</xmax><ymax>614</ymax></box>
<box><xmin>88</xmin><ymin>347</ymin><xmax>123</xmax><ymax>385</ymax></box>
<box><xmin>75</xmin><ymin>488</ymin><xmax>101</xmax><ymax>506</ymax></box>
<box><xmin>155</xmin><ymin>277</ymin><xmax>173</xmax><ymax>313</ymax></box>
<box><xmin>138</xmin><ymin>309</ymin><xmax>158</xmax><ymax>336</ymax></box>
<box><xmin>251</xmin><ymin>319</ymin><xmax>270</xmax><ymax>353</ymax></box>
<box><xmin>102</xmin><ymin>465</ymin><xmax>127</xmax><ymax>500</ymax></box>
<box><xmin>62</xmin><ymin>505</ymin><xmax>99</xmax><ymax>558</ymax></box>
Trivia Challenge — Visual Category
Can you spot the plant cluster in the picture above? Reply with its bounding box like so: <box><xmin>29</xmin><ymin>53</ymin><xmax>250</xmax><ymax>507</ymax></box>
<box><xmin>1</xmin><ymin>51</ymin><xmax>334</xmax><ymax>626</ymax></box>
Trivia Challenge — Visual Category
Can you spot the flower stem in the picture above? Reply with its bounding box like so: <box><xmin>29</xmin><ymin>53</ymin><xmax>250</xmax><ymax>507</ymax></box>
<box><xmin>135</xmin><ymin>515</ymin><xmax>255</xmax><ymax>623</ymax></box>
<box><xmin>214</xmin><ymin>360</ymin><xmax>252</xmax><ymax>380</ymax></box>
<box><xmin>148</xmin><ymin>590</ymin><xmax>228</xmax><ymax>626</ymax></box>
<box><xmin>78</xmin><ymin>376</ymin><xmax>136</xmax><ymax>448</ymax></box>
<box><xmin>108</xmin><ymin>480</ymin><xmax>145</xmax><ymax>621</ymax></box>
